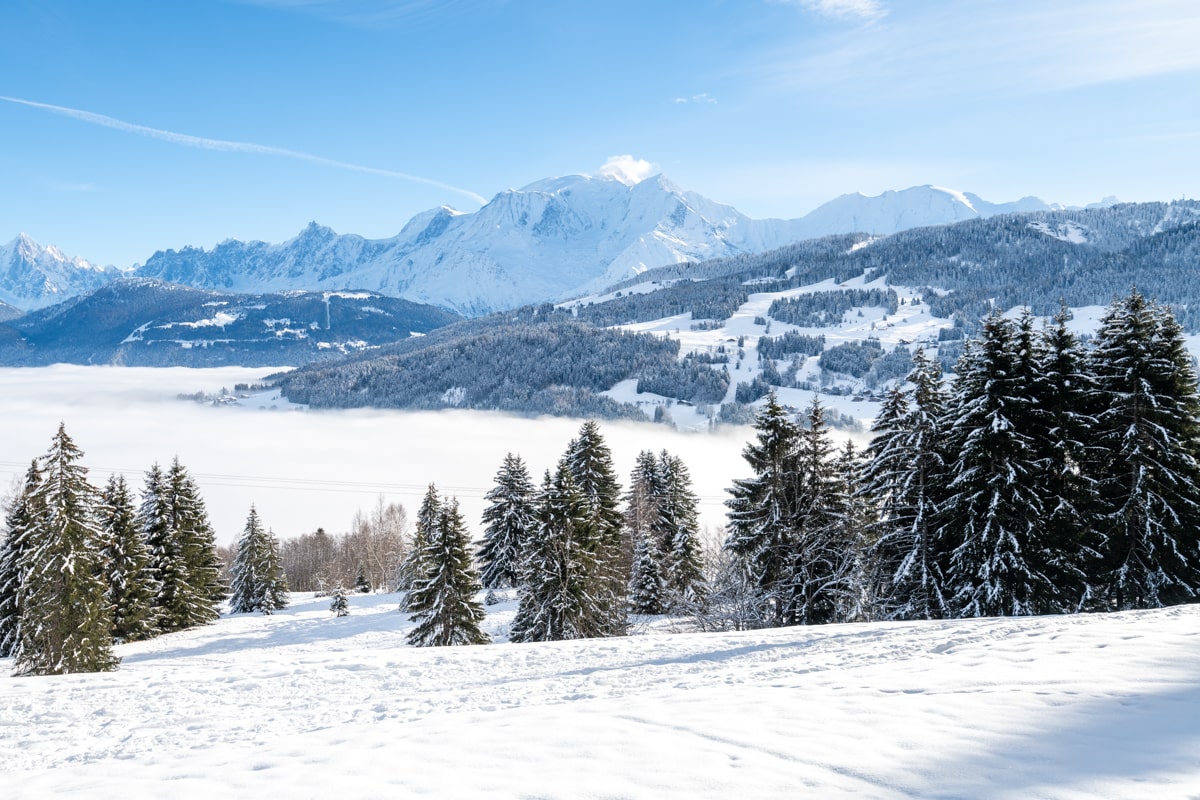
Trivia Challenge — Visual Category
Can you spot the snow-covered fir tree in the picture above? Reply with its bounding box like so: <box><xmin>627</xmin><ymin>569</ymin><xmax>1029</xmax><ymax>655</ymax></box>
<box><xmin>406</xmin><ymin>497</ymin><xmax>489</xmax><ymax>647</ymax></box>
<box><xmin>140</xmin><ymin>459</ymin><xmax>223</xmax><ymax>631</ymax></box>
<box><xmin>229</xmin><ymin>505</ymin><xmax>289</xmax><ymax>614</ymax></box>
<box><xmin>13</xmin><ymin>424</ymin><xmax>117</xmax><ymax>676</ymax></box>
<box><xmin>330</xmin><ymin>587</ymin><xmax>349</xmax><ymax>617</ymax></box>
<box><xmin>627</xmin><ymin>526</ymin><xmax>665</xmax><ymax>615</ymax></box>
<box><xmin>510</xmin><ymin>466</ymin><xmax>600</xmax><ymax>642</ymax></box>
<box><xmin>563</xmin><ymin>421</ymin><xmax>627</xmax><ymax>636</ymax></box>
<box><xmin>398</xmin><ymin>484</ymin><xmax>440</xmax><ymax>607</ymax></box>
<box><xmin>834</xmin><ymin>439</ymin><xmax>873</xmax><ymax>622</ymax></box>
<box><xmin>863</xmin><ymin>349</ymin><xmax>950</xmax><ymax>620</ymax></box>
<box><xmin>623</xmin><ymin>449</ymin><xmax>663</xmax><ymax>570</ymax></box>
<box><xmin>938</xmin><ymin>312</ymin><xmax>1057</xmax><ymax>617</ymax></box>
<box><xmin>1027</xmin><ymin>306</ymin><xmax>1103</xmax><ymax>611</ymax></box>
<box><xmin>786</xmin><ymin>397</ymin><xmax>855</xmax><ymax>625</ymax></box>
<box><xmin>477</xmin><ymin>453</ymin><xmax>537</xmax><ymax>590</ymax></box>
<box><xmin>1088</xmin><ymin>290</ymin><xmax>1200</xmax><ymax>609</ymax></box>
<box><xmin>97</xmin><ymin>474</ymin><xmax>158</xmax><ymax>642</ymax></box>
<box><xmin>354</xmin><ymin>565</ymin><xmax>371</xmax><ymax>594</ymax></box>
<box><xmin>725</xmin><ymin>393</ymin><xmax>804</xmax><ymax>627</ymax></box>
<box><xmin>656</xmin><ymin>451</ymin><xmax>705</xmax><ymax>608</ymax></box>
<box><xmin>166</xmin><ymin>458</ymin><xmax>225</xmax><ymax>614</ymax></box>
<box><xmin>0</xmin><ymin>460</ymin><xmax>42</xmax><ymax>659</ymax></box>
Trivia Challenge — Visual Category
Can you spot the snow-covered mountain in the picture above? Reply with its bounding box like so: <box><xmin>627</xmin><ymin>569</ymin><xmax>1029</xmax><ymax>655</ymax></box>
<box><xmin>4</xmin><ymin>176</ymin><xmax>1072</xmax><ymax>316</ymax></box>
<box><xmin>132</xmin><ymin>176</ymin><xmax>1066</xmax><ymax>317</ymax></box>
<box><xmin>134</xmin><ymin>173</ymin><xmax>814</xmax><ymax>317</ymax></box>
<box><xmin>792</xmin><ymin>185</ymin><xmax>1062</xmax><ymax>237</ymax></box>
<box><xmin>0</xmin><ymin>234</ymin><xmax>124</xmax><ymax>310</ymax></box>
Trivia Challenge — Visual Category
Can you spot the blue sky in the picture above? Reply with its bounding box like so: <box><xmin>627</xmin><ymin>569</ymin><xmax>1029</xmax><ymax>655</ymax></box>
<box><xmin>3</xmin><ymin>0</ymin><xmax>1199</xmax><ymax>268</ymax></box>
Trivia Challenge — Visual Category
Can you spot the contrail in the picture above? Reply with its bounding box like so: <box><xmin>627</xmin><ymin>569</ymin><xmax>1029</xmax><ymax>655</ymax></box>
<box><xmin>0</xmin><ymin>95</ymin><xmax>488</xmax><ymax>206</ymax></box>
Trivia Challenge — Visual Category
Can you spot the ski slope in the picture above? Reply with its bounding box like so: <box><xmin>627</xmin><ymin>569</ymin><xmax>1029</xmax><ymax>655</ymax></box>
<box><xmin>2</xmin><ymin>595</ymin><xmax>1198</xmax><ymax>798</ymax></box>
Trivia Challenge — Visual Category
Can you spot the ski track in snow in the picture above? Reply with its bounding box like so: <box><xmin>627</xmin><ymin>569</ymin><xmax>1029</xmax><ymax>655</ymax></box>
<box><xmin>2</xmin><ymin>595</ymin><xmax>1199</xmax><ymax>798</ymax></box>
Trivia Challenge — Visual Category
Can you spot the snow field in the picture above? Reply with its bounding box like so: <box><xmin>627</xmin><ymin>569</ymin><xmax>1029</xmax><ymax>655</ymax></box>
<box><xmin>2</xmin><ymin>596</ymin><xmax>1198</xmax><ymax>798</ymax></box>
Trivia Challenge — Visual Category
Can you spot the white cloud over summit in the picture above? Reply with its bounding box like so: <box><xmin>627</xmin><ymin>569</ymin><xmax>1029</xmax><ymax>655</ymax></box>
<box><xmin>596</xmin><ymin>155</ymin><xmax>658</xmax><ymax>185</ymax></box>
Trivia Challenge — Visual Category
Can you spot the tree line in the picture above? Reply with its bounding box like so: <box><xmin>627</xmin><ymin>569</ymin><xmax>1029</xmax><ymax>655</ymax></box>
<box><xmin>723</xmin><ymin>289</ymin><xmax>1200</xmax><ymax>628</ymax></box>
<box><xmin>390</xmin><ymin>422</ymin><xmax>709</xmax><ymax>646</ymax></box>
<box><xmin>0</xmin><ymin>433</ymin><xmax>224</xmax><ymax>675</ymax></box>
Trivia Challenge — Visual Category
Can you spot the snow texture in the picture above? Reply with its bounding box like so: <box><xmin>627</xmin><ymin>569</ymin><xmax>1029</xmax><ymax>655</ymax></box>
<box><xmin>0</xmin><ymin>594</ymin><xmax>1197</xmax><ymax>797</ymax></box>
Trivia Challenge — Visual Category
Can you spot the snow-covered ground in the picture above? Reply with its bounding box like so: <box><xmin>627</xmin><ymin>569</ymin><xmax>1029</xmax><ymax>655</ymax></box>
<box><xmin>2</xmin><ymin>595</ymin><xmax>1197</xmax><ymax>798</ymax></box>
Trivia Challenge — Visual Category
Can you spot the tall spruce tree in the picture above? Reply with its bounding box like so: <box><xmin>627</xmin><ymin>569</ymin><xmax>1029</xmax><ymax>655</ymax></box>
<box><xmin>1027</xmin><ymin>306</ymin><xmax>1103</xmax><ymax>611</ymax></box>
<box><xmin>787</xmin><ymin>397</ymin><xmax>854</xmax><ymax>625</ymax></box>
<box><xmin>627</xmin><ymin>527</ymin><xmax>665</xmax><ymax>615</ymax></box>
<box><xmin>1088</xmin><ymin>290</ymin><xmax>1200</xmax><ymax>609</ymax></box>
<box><xmin>510</xmin><ymin>466</ymin><xmax>600</xmax><ymax>642</ymax></box>
<box><xmin>939</xmin><ymin>312</ymin><xmax>1056</xmax><ymax>617</ymax></box>
<box><xmin>406</xmin><ymin>498</ymin><xmax>489</xmax><ymax>647</ymax></box>
<box><xmin>230</xmin><ymin>506</ymin><xmax>289</xmax><ymax>614</ymax></box>
<box><xmin>166</xmin><ymin>458</ymin><xmax>225</xmax><ymax>613</ymax></box>
<box><xmin>13</xmin><ymin>424</ymin><xmax>118</xmax><ymax>676</ymax></box>
<box><xmin>477</xmin><ymin>453</ymin><xmax>537</xmax><ymax>590</ymax></box>
<box><xmin>398</xmin><ymin>484</ymin><xmax>441</xmax><ymax>606</ymax></box>
<box><xmin>97</xmin><ymin>474</ymin><xmax>158</xmax><ymax>642</ymax></box>
<box><xmin>656</xmin><ymin>451</ymin><xmax>705</xmax><ymax>607</ymax></box>
<box><xmin>141</xmin><ymin>460</ymin><xmax>222</xmax><ymax>632</ymax></box>
<box><xmin>0</xmin><ymin>460</ymin><xmax>43</xmax><ymax>658</ymax></box>
<box><xmin>871</xmin><ymin>349</ymin><xmax>951</xmax><ymax>620</ymax></box>
<box><xmin>725</xmin><ymin>393</ymin><xmax>803</xmax><ymax>627</ymax></box>
<box><xmin>563</xmin><ymin>421</ymin><xmax>627</xmax><ymax>636</ymax></box>
<box><xmin>834</xmin><ymin>439</ymin><xmax>873</xmax><ymax>622</ymax></box>
<box><xmin>859</xmin><ymin>384</ymin><xmax>914</xmax><ymax>618</ymax></box>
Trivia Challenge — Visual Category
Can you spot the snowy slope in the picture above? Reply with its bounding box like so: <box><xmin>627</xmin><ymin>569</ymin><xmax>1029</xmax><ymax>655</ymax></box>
<box><xmin>2</xmin><ymin>594</ymin><xmax>1197</xmax><ymax>798</ymax></box>
<box><xmin>0</xmin><ymin>234</ymin><xmax>124</xmax><ymax>310</ymax></box>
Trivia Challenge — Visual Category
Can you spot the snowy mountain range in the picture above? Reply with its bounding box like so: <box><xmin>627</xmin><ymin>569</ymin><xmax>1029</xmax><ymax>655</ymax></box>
<box><xmin>0</xmin><ymin>234</ymin><xmax>123</xmax><ymax>311</ymax></box>
<box><xmin>2</xmin><ymin>177</ymin><xmax>1077</xmax><ymax>315</ymax></box>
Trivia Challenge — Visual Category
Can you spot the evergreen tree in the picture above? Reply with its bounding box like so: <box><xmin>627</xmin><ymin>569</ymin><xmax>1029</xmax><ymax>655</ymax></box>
<box><xmin>13</xmin><ymin>424</ymin><xmax>118</xmax><ymax>676</ymax></box>
<box><xmin>1088</xmin><ymin>290</ymin><xmax>1200</xmax><ymax>609</ymax></box>
<box><xmin>406</xmin><ymin>498</ymin><xmax>490</xmax><ymax>647</ymax></box>
<box><xmin>477</xmin><ymin>453</ymin><xmax>537</xmax><ymax>589</ymax></box>
<box><xmin>725</xmin><ymin>393</ymin><xmax>803</xmax><ymax>627</ymax></box>
<box><xmin>330</xmin><ymin>586</ymin><xmax>349</xmax><ymax>617</ymax></box>
<box><xmin>510</xmin><ymin>466</ymin><xmax>600</xmax><ymax>642</ymax></box>
<box><xmin>139</xmin><ymin>463</ymin><xmax>178</xmax><ymax>631</ymax></box>
<box><xmin>563</xmin><ymin>421</ymin><xmax>627</xmax><ymax>636</ymax></box>
<box><xmin>627</xmin><ymin>527</ymin><xmax>665</xmax><ymax>615</ymax></box>
<box><xmin>0</xmin><ymin>461</ymin><xmax>43</xmax><ymax>659</ymax></box>
<box><xmin>656</xmin><ymin>451</ymin><xmax>705</xmax><ymax>607</ymax></box>
<box><xmin>787</xmin><ymin>397</ymin><xmax>854</xmax><ymax>625</ymax></box>
<box><xmin>938</xmin><ymin>312</ymin><xmax>1056</xmax><ymax>617</ymax></box>
<box><xmin>141</xmin><ymin>460</ymin><xmax>222</xmax><ymax>632</ymax></box>
<box><xmin>1027</xmin><ymin>306</ymin><xmax>1103</xmax><ymax>611</ymax></box>
<box><xmin>166</xmin><ymin>458</ymin><xmax>225</xmax><ymax>613</ymax></box>
<box><xmin>398</xmin><ymin>484</ymin><xmax>440</xmax><ymax>604</ymax></box>
<box><xmin>230</xmin><ymin>506</ymin><xmax>288</xmax><ymax>614</ymax></box>
<box><xmin>97</xmin><ymin>474</ymin><xmax>158</xmax><ymax>642</ymax></box>
<box><xmin>865</xmin><ymin>349</ymin><xmax>951</xmax><ymax>620</ymax></box>
<box><xmin>623</xmin><ymin>450</ymin><xmax>663</xmax><ymax>567</ymax></box>
<box><xmin>354</xmin><ymin>565</ymin><xmax>371</xmax><ymax>593</ymax></box>
<box><xmin>834</xmin><ymin>438</ymin><xmax>873</xmax><ymax>622</ymax></box>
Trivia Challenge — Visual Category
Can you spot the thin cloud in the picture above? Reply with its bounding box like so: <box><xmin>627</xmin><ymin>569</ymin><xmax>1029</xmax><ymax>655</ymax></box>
<box><xmin>0</xmin><ymin>95</ymin><xmax>487</xmax><ymax>206</ymax></box>
<box><xmin>772</xmin><ymin>0</ymin><xmax>886</xmax><ymax>22</ymax></box>
<box><xmin>674</xmin><ymin>93</ymin><xmax>718</xmax><ymax>105</ymax></box>
<box><xmin>757</xmin><ymin>0</ymin><xmax>1200</xmax><ymax>99</ymax></box>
